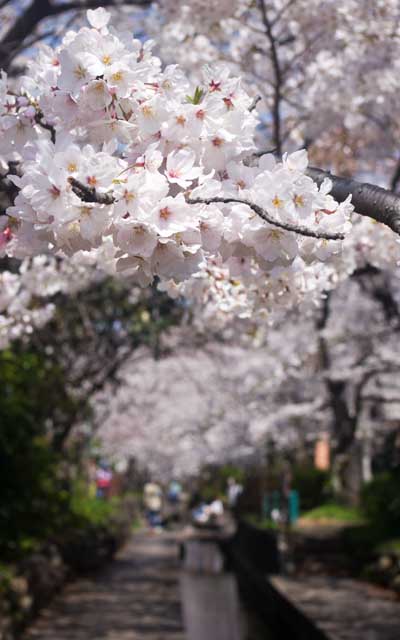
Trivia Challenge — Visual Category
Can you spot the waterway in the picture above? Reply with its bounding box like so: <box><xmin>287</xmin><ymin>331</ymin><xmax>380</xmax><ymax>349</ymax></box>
<box><xmin>180</xmin><ymin>538</ymin><xmax>274</xmax><ymax>640</ymax></box>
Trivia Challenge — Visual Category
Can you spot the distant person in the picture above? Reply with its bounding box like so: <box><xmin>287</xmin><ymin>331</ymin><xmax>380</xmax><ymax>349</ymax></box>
<box><xmin>143</xmin><ymin>481</ymin><xmax>163</xmax><ymax>529</ymax></box>
<box><xmin>167</xmin><ymin>480</ymin><xmax>182</xmax><ymax>505</ymax></box>
<box><xmin>208</xmin><ymin>498</ymin><xmax>224</xmax><ymax>519</ymax></box>
<box><xmin>271</xmin><ymin>507</ymin><xmax>281</xmax><ymax>524</ymax></box>
<box><xmin>192</xmin><ymin>497</ymin><xmax>224</xmax><ymax>527</ymax></box>
<box><xmin>227</xmin><ymin>477</ymin><xmax>243</xmax><ymax>509</ymax></box>
<box><xmin>88</xmin><ymin>459</ymin><xmax>97</xmax><ymax>498</ymax></box>
<box><xmin>96</xmin><ymin>464</ymin><xmax>113</xmax><ymax>499</ymax></box>
<box><xmin>192</xmin><ymin>501</ymin><xmax>208</xmax><ymax>524</ymax></box>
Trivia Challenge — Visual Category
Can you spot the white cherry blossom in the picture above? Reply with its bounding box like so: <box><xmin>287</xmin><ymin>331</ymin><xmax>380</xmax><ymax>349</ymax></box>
<box><xmin>1</xmin><ymin>6</ymin><xmax>398</xmax><ymax>328</ymax></box>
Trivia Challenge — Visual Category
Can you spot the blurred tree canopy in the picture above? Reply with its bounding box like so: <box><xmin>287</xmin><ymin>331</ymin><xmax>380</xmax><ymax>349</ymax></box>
<box><xmin>0</xmin><ymin>277</ymin><xmax>182</xmax><ymax>558</ymax></box>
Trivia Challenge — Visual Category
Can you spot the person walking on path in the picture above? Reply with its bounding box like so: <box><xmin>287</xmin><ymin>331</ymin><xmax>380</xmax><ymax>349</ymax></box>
<box><xmin>143</xmin><ymin>481</ymin><xmax>163</xmax><ymax>529</ymax></box>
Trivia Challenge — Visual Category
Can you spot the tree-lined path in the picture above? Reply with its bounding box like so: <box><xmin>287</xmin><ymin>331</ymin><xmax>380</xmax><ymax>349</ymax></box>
<box><xmin>23</xmin><ymin>533</ymin><xmax>185</xmax><ymax>640</ymax></box>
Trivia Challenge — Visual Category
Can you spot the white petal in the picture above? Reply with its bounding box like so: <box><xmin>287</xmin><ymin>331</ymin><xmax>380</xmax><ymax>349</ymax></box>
<box><xmin>87</xmin><ymin>8</ymin><xmax>110</xmax><ymax>29</ymax></box>
<box><xmin>287</xmin><ymin>149</ymin><xmax>308</xmax><ymax>172</ymax></box>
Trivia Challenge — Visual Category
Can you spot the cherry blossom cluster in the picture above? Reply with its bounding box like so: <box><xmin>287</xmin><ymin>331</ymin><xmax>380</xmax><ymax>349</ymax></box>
<box><xmin>347</xmin><ymin>218</ymin><xmax>400</xmax><ymax>272</ymax></box>
<box><xmin>0</xmin><ymin>251</ymin><xmax>107</xmax><ymax>349</ymax></box>
<box><xmin>153</xmin><ymin>0</ymin><xmax>400</xmax><ymax>178</ymax></box>
<box><xmin>96</xmin><ymin>263</ymin><xmax>400</xmax><ymax>477</ymax></box>
<box><xmin>0</xmin><ymin>265</ymin><xmax>55</xmax><ymax>349</ymax></box>
<box><xmin>0</xmin><ymin>8</ymin><xmax>357</xmax><ymax>321</ymax></box>
<box><xmin>158</xmin><ymin>0</ymin><xmax>240</xmax><ymax>29</ymax></box>
<box><xmin>96</xmin><ymin>340</ymin><xmax>312</xmax><ymax>478</ymax></box>
<box><xmin>162</xmin><ymin>246</ymin><xmax>354</xmax><ymax>329</ymax></box>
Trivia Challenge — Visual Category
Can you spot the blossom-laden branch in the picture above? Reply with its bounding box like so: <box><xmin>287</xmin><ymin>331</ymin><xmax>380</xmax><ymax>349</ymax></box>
<box><xmin>67</xmin><ymin>176</ymin><xmax>344</xmax><ymax>241</ymax></box>
<box><xmin>2</xmin><ymin>6</ymin><xmax>398</xmax><ymax>325</ymax></box>
<box><xmin>17</xmin><ymin>167</ymin><xmax>400</xmax><ymax>242</ymax></box>
<box><xmin>306</xmin><ymin>168</ymin><xmax>400</xmax><ymax>235</ymax></box>
<box><xmin>187</xmin><ymin>196</ymin><xmax>345</xmax><ymax>241</ymax></box>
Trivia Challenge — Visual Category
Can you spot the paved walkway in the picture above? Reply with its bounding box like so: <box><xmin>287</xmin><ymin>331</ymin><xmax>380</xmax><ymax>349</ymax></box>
<box><xmin>23</xmin><ymin>533</ymin><xmax>185</xmax><ymax>640</ymax></box>
<box><xmin>271</xmin><ymin>575</ymin><xmax>400</xmax><ymax>640</ymax></box>
<box><xmin>21</xmin><ymin>529</ymin><xmax>400</xmax><ymax>640</ymax></box>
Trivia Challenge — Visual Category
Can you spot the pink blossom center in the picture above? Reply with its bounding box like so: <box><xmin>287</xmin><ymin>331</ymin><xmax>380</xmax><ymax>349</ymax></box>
<box><xmin>159</xmin><ymin>206</ymin><xmax>171</xmax><ymax>220</ymax></box>
<box><xmin>209</xmin><ymin>80</ymin><xmax>221</xmax><ymax>92</ymax></box>
<box><xmin>48</xmin><ymin>185</ymin><xmax>61</xmax><ymax>199</ymax></box>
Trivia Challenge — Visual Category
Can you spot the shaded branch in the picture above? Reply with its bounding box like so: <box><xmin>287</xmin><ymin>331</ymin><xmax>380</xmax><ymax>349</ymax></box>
<box><xmin>0</xmin><ymin>0</ymin><xmax>152</xmax><ymax>71</ymax></box>
<box><xmin>352</xmin><ymin>265</ymin><xmax>400</xmax><ymax>325</ymax></box>
<box><xmin>47</xmin><ymin>0</ymin><xmax>152</xmax><ymax>16</ymax></box>
<box><xmin>363</xmin><ymin>394</ymin><xmax>400</xmax><ymax>404</ymax></box>
<box><xmin>390</xmin><ymin>158</ymin><xmax>400</xmax><ymax>192</ymax></box>
<box><xmin>34</xmin><ymin>111</ymin><xmax>56</xmax><ymax>144</ymax></box>
<box><xmin>188</xmin><ymin>195</ymin><xmax>345</xmax><ymax>240</ymax></box>
<box><xmin>0</xmin><ymin>0</ymin><xmax>52</xmax><ymax>71</ymax></box>
<box><xmin>68</xmin><ymin>177</ymin><xmax>115</xmax><ymax>205</ymax></box>
<box><xmin>259</xmin><ymin>0</ymin><xmax>283</xmax><ymax>155</ymax></box>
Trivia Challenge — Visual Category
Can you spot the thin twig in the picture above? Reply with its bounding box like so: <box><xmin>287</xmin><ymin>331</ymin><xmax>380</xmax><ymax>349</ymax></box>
<box><xmin>187</xmin><ymin>195</ymin><xmax>345</xmax><ymax>241</ymax></box>
<box><xmin>270</xmin><ymin>0</ymin><xmax>296</xmax><ymax>28</ymax></box>
<box><xmin>249</xmin><ymin>95</ymin><xmax>262</xmax><ymax>112</ymax></box>
<box><xmin>259</xmin><ymin>0</ymin><xmax>283</xmax><ymax>155</ymax></box>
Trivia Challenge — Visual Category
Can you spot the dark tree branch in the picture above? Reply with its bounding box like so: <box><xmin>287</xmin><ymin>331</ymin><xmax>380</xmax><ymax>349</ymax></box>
<box><xmin>352</xmin><ymin>265</ymin><xmax>400</xmax><ymax>325</ymax></box>
<box><xmin>0</xmin><ymin>161</ymin><xmax>20</xmax><ymax>214</ymax></box>
<box><xmin>34</xmin><ymin>111</ymin><xmax>56</xmax><ymax>144</ymax></box>
<box><xmin>306</xmin><ymin>167</ymin><xmax>400</xmax><ymax>235</ymax></box>
<box><xmin>259</xmin><ymin>0</ymin><xmax>283</xmax><ymax>155</ymax></box>
<box><xmin>0</xmin><ymin>0</ymin><xmax>152</xmax><ymax>72</ymax></box>
<box><xmin>8</xmin><ymin>28</ymin><xmax>59</xmax><ymax>63</ymax></box>
<box><xmin>46</xmin><ymin>0</ymin><xmax>152</xmax><ymax>16</ymax></box>
<box><xmin>363</xmin><ymin>394</ymin><xmax>400</xmax><ymax>404</ymax></box>
<box><xmin>0</xmin><ymin>0</ymin><xmax>53</xmax><ymax>71</ymax></box>
<box><xmin>68</xmin><ymin>177</ymin><xmax>115</xmax><ymax>205</ymax></box>
<box><xmin>390</xmin><ymin>158</ymin><xmax>400</xmax><ymax>192</ymax></box>
<box><xmin>188</xmin><ymin>196</ymin><xmax>345</xmax><ymax>240</ymax></box>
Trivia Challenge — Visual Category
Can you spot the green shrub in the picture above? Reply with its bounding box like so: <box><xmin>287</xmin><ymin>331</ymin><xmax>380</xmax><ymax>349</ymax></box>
<box><xmin>292</xmin><ymin>464</ymin><xmax>332</xmax><ymax>512</ymax></box>
<box><xmin>340</xmin><ymin>524</ymin><xmax>384</xmax><ymax>568</ymax></box>
<box><xmin>0</xmin><ymin>433</ymin><xmax>70</xmax><ymax>560</ymax></box>
<box><xmin>0</xmin><ymin>348</ymin><xmax>77</xmax><ymax>560</ymax></box>
<box><xmin>375</xmin><ymin>538</ymin><xmax>400</xmax><ymax>556</ymax></box>
<box><xmin>69</xmin><ymin>482</ymin><xmax>119</xmax><ymax>528</ymax></box>
<box><xmin>197</xmin><ymin>463</ymin><xmax>245</xmax><ymax>503</ymax></box>
<box><xmin>301</xmin><ymin>503</ymin><xmax>363</xmax><ymax>523</ymax></box>
<box><xmin>361</xmin><ymin>469</ymin><xmax>400</xmax><ymax>535</ymax></box>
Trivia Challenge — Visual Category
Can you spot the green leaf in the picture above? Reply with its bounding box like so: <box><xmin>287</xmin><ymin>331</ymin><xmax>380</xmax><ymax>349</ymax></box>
<box><xmin>186</xmin><ymin>86</ymin><xmax>204</xmax><ymax>105</ymax></box>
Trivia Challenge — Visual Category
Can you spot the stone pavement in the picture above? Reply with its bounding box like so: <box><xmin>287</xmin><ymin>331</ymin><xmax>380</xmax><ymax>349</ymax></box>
<box><xmin>23</xmin><ymin>532</ymin><xmax>186</xmax><ymax>640</ymax></box>
<box><xmin>271</xmin><ymin>575</ymin><xmax>400</xmax><ymax>640</ymax></box>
